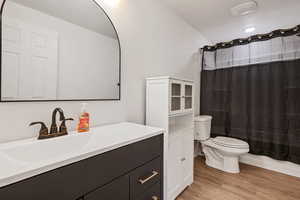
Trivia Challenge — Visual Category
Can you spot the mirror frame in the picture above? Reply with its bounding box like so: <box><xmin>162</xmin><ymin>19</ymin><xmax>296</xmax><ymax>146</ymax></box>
<box><xmin>0</xmin><ymin>0</ymin><xmax>121</xmax><ymax>102</ymax></box>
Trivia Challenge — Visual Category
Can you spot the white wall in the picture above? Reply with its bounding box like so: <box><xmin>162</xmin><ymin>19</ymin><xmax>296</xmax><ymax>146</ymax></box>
<box><xmin>4</xmin><ymin>1</ymin><xmax>119</xmax><ymax>100</ymax></box>
<box><xmin>201</xmin><ymin>0</ymin><xmax>300</xmax><ymax>43</ymax></box>
<box><xmin>163</xmin><ymin>0</ymin><xmax>300</xmax><ymax>44</ymax></box>
<box><xmin>0</xmin><ymin>0</ymin><xmax>208</xmax><ymax>143</ymax></box>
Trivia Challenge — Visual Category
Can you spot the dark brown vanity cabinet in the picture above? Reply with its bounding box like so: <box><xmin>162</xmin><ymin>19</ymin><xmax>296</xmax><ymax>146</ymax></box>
<box><xmin>0</xmin><ymin>134</ymin><xmax>164</xmax><ymax>200</ymax></box>
<box><xmin>85</xmin><ymin>175</ymin><xmax>130</xmax><ymax>200</ymax></box>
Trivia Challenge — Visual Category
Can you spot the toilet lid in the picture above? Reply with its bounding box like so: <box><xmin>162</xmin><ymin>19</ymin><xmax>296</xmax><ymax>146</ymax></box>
<box><xmin>212</xmin><ymin>137</ymin><xmax>249</xmax><ymax>149</ymax></box>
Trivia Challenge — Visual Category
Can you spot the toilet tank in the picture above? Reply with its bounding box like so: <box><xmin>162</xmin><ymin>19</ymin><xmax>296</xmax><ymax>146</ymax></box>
<box><xmin>194</xmin><ymin>116</ymin><xmax>212</xmax><ymax>141</ymax></box>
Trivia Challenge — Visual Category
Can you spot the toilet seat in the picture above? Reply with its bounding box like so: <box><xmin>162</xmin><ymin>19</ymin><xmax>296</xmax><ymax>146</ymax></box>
<box><xmin>212</xmin><ymin>136</ymin><xmax>249</xmax><ymax>149</ymax></box>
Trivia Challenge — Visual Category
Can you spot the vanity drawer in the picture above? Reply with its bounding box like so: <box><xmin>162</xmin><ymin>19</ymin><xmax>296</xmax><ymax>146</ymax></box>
<box><xmin>130</xmin><ymin>157</ymin><xmax>162</xmax><ymax>198</ymax></box>
<box><xmin>85</xmin><ymin>134</ymin><xmax>163</xmax><ymax>193</ymax></box>
<box><xmin>85</xmin><ymin>175</ymin><xmax>129</xmax><ymax>200</ymax></box>
<box><xmin>135</xmin><ymin>183</ymin><xmax>161</xmax><ymax>200</ymax></box>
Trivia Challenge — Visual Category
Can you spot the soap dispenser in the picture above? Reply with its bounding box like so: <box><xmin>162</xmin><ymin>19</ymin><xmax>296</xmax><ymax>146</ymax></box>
<box><xmin>77</xmin><ymin>103</ymin><xmax>90</xmax><ymax>133</ymax></box>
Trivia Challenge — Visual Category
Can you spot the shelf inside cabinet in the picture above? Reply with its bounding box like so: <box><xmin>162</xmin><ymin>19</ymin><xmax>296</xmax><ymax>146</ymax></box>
<box><xmin>169</xmin><ymin>111</ymin><xmax>193</xmax><ymax>118</ymax></box>
<box><xmin>185</xmin><ymin>85</ymin><xmax>193</xmax><ymax>96</ymax></box>
<box><xmin>184</xmin><ymin>97</ymin><xmax>192</xmax><ymax>109</ymax></box>
<box><xmin>171</xmin><ymin>83</ymin><xmax>181</xmax><ymax>96</ymax></box>
<box><xmin>171</xmin><ymin>97</ymin><xmax>181</xmax><ymax>111</ymax></box>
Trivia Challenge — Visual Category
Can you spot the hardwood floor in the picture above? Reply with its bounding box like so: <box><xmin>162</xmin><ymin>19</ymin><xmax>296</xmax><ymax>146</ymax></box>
<box><xmin>176</xmin><ymin>157</ymin><xmax>300</xmax><ymax>200</ymax></box>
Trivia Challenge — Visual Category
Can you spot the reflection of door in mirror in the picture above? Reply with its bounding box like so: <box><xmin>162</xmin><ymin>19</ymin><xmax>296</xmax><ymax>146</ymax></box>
<box><xmin>2</xmin><ymin>18</ymin><xmax>58</xmax><ymax>101</ymax></box>
<box><xmin>1</xmin><ymin>0</ymin><xmax>120</xmax><ymax>101</ymax></box>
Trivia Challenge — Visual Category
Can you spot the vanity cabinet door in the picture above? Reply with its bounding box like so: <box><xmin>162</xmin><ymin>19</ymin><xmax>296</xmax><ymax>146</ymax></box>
<box><xmin>0</xmin><ymin>169</ymin><xmax>62</xmax><ymax>200</ymax></box>
<box><xmin>130</xmin><ymin>157</ymin><xmax>162</xmax><ymax>199</ymax></box>
<box><xmin>0</xmin><ymin>160</ymin><xmax>86</xmax><ymax>200</ymax></box>
<box><xmin>135</xmin><ymin>183</ymin><xmax>161</xmax><ymax>200</ymax></box>
<box><xmin>85</xmin><ymin>175</ymin><xmax>129</xmax><ymax>200</ymax></box>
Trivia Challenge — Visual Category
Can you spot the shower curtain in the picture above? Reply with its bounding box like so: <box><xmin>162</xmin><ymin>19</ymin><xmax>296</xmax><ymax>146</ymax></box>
<box><xmin>200</xmin><ymin>26</ymin><xmax>300</xmax><ymax>164</ymax></box>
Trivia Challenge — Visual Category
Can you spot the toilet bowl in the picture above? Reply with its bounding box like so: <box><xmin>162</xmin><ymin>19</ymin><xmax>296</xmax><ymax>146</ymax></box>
<box><xmin>195</xmin><ymin>116</ymin><xmax>249</xmax><ymax>173</ymax></box>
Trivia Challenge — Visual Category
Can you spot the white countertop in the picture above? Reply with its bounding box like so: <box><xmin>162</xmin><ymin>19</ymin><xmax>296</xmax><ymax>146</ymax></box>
<box><xmin>0</xmin><ymin>122</ymin><xmax>164</xmax><ymax>188</ymax></box>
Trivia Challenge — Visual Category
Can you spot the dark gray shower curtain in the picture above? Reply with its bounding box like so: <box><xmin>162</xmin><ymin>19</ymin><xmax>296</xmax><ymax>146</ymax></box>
<box><xmin>200</xmin><ymin>26</ymin><xmax>300</xmax><ymax>164</ymax></box>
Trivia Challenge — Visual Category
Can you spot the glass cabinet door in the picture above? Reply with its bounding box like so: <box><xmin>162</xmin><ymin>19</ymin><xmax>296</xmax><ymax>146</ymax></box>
<box><xmin>170</xmin><ymin>82</ymin><xmax>182</xmax><ymax>113</ymax></box>
<box><xmin>170</xmin><ymin>81</ymin><xmax>193</xmax><ymax>115</ymax></box>
<box><xmin>184</xmin><ymin>84</ymin><xmax>193</xmax><ymax>111</ymax></box>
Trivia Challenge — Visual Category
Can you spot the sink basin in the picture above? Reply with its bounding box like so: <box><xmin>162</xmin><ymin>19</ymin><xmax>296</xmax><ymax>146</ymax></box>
<box><xmin>0</xmin><ymin>133</ymin><xmax>91</xmax><ymax>164</ymax></box>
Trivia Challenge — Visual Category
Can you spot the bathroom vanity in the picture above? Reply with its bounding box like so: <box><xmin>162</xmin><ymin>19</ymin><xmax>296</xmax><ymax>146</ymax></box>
<box><xmin>0</xmin><ymin>123</ymin><xmax>164</xmax><ymax>200</ymax></box>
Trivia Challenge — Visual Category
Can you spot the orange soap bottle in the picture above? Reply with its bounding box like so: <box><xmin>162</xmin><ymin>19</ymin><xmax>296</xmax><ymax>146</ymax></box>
<box><xmin>77</xmin><ymin>103</ymin><xmax>90</xmax><ymax>133</ymax></box>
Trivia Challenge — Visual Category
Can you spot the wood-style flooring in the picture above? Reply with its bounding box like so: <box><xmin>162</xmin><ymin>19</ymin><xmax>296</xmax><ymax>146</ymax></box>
<box><xmin>176</xmin><ymin>157</ymin><xmax>300</xmax><ymax>200</ymax></box>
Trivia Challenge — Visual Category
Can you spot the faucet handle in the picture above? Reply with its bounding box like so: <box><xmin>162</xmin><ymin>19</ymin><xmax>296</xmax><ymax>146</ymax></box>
<box><xmin>59</xmin><ymin>118</ymin><xmax>74</xmax><ymax>135</ymax></box>
<box><xmin>29</xmin><ymin>122</ymin><xmax>49</xmax><ymax>138</ymax></box>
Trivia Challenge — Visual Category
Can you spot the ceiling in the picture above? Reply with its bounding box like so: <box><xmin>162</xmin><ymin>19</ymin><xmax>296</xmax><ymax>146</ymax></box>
<box><xmin>9</xmin><ymin>0</ymin><xmax>117</xmax><ymax>39</ymax></box>
<box><xmin>163</xmin><ymin>0</ymin><xmax>300</xmax><ymax>44</ymax></box>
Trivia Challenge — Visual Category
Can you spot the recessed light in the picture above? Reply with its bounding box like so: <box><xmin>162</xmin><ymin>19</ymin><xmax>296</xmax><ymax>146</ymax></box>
<box><xmin>103</xmin><ymin>0</ymin><xmax>120</xmax><ymax>7</ymax></box>
<box><xmin>244</xmin><ymin>27</ymin><xmax>256</xmax><ymax>33</ymax></box>
<box><xmin>231</xmin><ymin>1</ymin><xmax>258</xmax><ymax>16</ymax></box>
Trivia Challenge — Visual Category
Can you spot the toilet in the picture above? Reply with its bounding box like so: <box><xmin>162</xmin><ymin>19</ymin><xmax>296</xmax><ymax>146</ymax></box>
<box><xmin>194</xmin><ymin>116</ymin><xmax>249</xmax><ymax>173</ymax></box>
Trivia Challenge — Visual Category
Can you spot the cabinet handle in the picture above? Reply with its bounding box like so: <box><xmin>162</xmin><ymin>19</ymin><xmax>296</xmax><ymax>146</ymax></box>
<box><xmin>139</xmin><ymin>171</ymin><xmax>159</xmax><ymax>184</ymax></box>
<box><xmin>152</xmin><ymin>196</ymin><xmax>159</xmax><ymax>200</ymax></box>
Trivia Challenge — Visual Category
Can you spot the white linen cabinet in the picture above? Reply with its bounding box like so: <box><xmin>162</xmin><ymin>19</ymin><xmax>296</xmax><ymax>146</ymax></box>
<box><xmin>146</xmin><ymin>77</ymin><xmax>194</xmax><ymax>200</ymax></box>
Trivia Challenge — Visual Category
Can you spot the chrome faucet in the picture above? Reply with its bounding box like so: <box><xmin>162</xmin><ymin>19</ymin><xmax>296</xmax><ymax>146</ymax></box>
<box><xmin>30</xmin><ymin>108</ymin><xmax>74</xmax><ymax>139</ymax></box>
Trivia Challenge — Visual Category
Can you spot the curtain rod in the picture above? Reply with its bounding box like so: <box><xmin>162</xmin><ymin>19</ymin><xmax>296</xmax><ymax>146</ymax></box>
<box><xmin>201</xmin><ymin>24</ymin><xmax>300</xmax><ymax>52</ymax></box>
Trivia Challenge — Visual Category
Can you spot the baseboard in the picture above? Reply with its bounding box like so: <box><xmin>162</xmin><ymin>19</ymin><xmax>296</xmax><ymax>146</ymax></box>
<box><xmin>240</xmin><ymin>153</ymin><xmax>300</xmax><ymax>178</ymax></box>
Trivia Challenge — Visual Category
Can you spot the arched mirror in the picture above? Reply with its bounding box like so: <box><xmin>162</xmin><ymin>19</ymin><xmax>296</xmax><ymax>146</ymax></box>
<box><xmin>0</xmin><ymin>0</ymin><xmax>121</xmax><ymax>102</ymax></box>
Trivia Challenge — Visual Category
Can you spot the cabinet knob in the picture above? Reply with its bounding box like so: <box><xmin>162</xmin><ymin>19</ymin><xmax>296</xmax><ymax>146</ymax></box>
<box><xmin>181</xmin><ymin>157</ymin><xmax>186</xmax><ymax>162</ymax></box>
